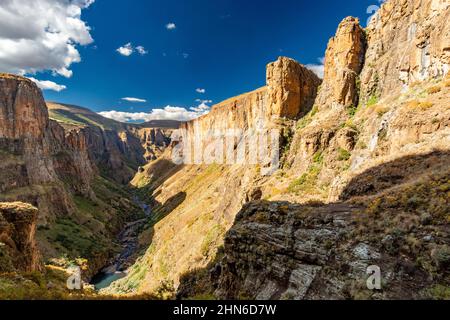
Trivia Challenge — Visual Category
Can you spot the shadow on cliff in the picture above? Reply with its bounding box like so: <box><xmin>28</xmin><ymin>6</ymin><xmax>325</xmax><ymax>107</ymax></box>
<box><xmin>339</xmin><ymin>149</ymin><xmax>450</xmax><ymax>201</ymax></box>
<box><xmin>176</xmin><ymin>149</ymin><xmax>450</xmax><ymax>299</ymax></box>
<box><xmin>134</xmin><ymin>158</ymin><xmax>185</xmax><ymax>198</ymax></box>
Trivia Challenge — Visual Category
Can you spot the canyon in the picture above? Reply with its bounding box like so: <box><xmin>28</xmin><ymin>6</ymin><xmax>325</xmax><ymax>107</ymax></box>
<box><xmin>0</xmin><ymin>0</ymin><xmax>449</xmax><ymax>300</ymax></box>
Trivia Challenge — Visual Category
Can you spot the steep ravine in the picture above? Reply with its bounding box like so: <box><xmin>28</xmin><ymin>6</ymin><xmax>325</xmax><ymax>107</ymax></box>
<box><xmin>91</xmin><ymin>195</ymin><xmax>152</xmax><ymax>290</ymax></box>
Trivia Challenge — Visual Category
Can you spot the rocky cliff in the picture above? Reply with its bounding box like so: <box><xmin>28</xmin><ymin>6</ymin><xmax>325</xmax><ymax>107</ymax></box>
<box><xmin>112</xmin><ymin>0</ymin><xmax>449</xmax><ymax>300</ymax></box>
<box><xmin>206</xmin><ymin>0</ymin><xmax>450</xmax><ymax>300</ymax></box>
<box><xmin>106</xmin><ymin>57</ymin><xmax>322</xmax><ymax>295</ymax></box>
<box><xmin>0</xmin><ymin>74</ymin><xmax>91</xmax><ymax>224</ymax></box>
<box><xmin>0</xmin><ymin>202</ymin><xmax>40</xmax><ymax>272</ymax></box>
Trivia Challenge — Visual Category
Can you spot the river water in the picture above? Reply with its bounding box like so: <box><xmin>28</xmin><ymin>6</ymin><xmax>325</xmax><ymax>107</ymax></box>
<box><xmin>91</xmin><ymin>196</ymin><xmax>151</xmax><ymax>290</ymax></box>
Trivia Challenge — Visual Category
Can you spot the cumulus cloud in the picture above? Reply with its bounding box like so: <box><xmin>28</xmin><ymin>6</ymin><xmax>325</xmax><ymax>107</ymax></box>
<box><xmin>306</xmin><ymin>57</ymin><xmax>325</xmax><ymax>79</ymax></box>
<box><xmin>196</xmin><ymin>88</ymin><xmax>206</xmax><ymax>94</ymax></box>
<box><xmin>122</xmin><ymin>97</ymin><xmax>147</xmax><ymax>103</ymax></box>
<box><xmin>28</xmin><ymin>77</ymin><xmax>67</xmax><ymax>92</ymax></box>
<box><xmin>99</xmin><ymin>103</ymin><xmax>211</xmax><ymax>123</ymax></box>
<box><xmin>116</xmin><ymin>43</ymin><xmax>133</xmax><ymax>56</ymax></box>
<box><xmin>117</xmin><ymin>43</ymin><xmax>148</xmax><ymax>56</ymax></box>
<box><xmin>166</xmin><ymin>23</ymin><xmax>176</xmax><ymax>30</ymax></box>
<box><xmin>0</xmin><ymin>0</ymin><xmax>94</xmax><ymax>78</ymax></box>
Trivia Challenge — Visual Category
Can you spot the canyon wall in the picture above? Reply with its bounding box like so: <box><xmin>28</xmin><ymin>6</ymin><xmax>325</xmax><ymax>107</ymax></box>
<box><xmin>0</xmin><ymin>74</ymin><xmax>93</xmax><ymax>224</ymax></box>
<box><xmin>120</xmin><ymin>0</ymin><xmax>449</xmax><ymax>299</ymax></box>
<box><xmin>47</xmin><ymin>102</ymin><xmax>174</xmax><ymax>183</ymax></box>
<box><xmin>107</xmin><ymin>57</ymin><xmax>322</xmax><ymax>295</ymax></box>
<box><xmin>208</xmin><ymin>0</ymin><xmax>450</xmax><ymax>300</ymax></box>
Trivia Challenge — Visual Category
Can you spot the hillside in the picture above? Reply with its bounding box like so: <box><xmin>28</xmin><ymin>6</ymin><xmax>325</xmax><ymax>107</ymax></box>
<box><xmin>47</xmin><ymin>102</ymin><xmax>180</xmax><ymax>131</ymax></box>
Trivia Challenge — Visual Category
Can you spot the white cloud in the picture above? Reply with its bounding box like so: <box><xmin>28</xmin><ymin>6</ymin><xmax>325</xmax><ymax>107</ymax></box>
<box><xmin>306</xmin><ymin>57</ymin><xmax>325</xmax><ymax>79</ymax></box>
<box><xmin>117</xmin><ymin>43</ymin><xmax>133</xmax><ymax>56</ymax></box>
<box><xmin>136</xmin><ymin>46</ymin><xmax>148</xmax><ymax>55</ymax></box>
<box><xmin>0</xmin><ymin>0</ymin><xmax>94</xmax><ymax>78</ymax></box>
<box><xmin>196</xmin><ymin>88</ymin><xmax>206</xmax><ymax>94</ymax></box>
<box><xmin>99</xmin><ymin>103</ymin><xmax>211</xmax><ymax>123</ymax></box>
<box><xmin>28</xmin><ymin>77</ymin><xmax>66</xmax><ymax>92</ymax></box>
<box><xmin>166</xmin><ymin>23</ymin><xmax>176</xmax><ymax>30</ymax></box>
<box><xmin>196</xmin><ymin>99</ymin><xmax>213</xmax><ymax>104</ymax></box>
<box><xmin>190</xmin><ymin>102</ymin><xmax>211</xmax><ymax>113</ymax></box>
<box><xmin>122</xmin><ymin>97</ymin><xmax>147</xmax><ymax>103</ymax></box>
<box><xmin>117</xmin><ymin>43</ymin><xmax>148</xmax><ymax>56</ymax></box>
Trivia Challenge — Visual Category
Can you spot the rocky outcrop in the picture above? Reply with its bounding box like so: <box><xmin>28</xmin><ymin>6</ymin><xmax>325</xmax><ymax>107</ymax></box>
<box><xmin>317</xmin><ymin>17</ymin><xmax>366</xmax><ymax>109</ymax></box>
<box><xmin>0</xmin><ymin>202</ymin><xmax>41</xmax><ymax>272</ymax></box>
<box><xmin>175</xmin><ymin>57</ymin><xmax>320</xmax><ymax>166</ymax></box>
<box><xmin>267</xmin><ymin>57</ymin><xmax>321</xmax><ymax>118</ymax></box>
<box><xmin>360</xmin><ymin>0</ymin><xmax>449</xmax><ymax>101</ymax></box>
<box><xmin>210</xmin><ymin>157</ymin><xmax>450</xmax><ymax>300</ymax></box>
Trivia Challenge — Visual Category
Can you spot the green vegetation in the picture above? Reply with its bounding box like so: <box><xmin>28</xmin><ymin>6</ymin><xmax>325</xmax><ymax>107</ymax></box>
<box><xmin>41</xmin><ymin>217</ymin><xmax>111</xmax><ymax>258</ymax></box>
<box><xmin>297</xmin><ymin>105</ymin><xmax>319</xmax><ymax>130</ymax></box>
<box><xmin>367</xmin><ymin>95</ymin><xmax>379</xmax><ymax>107</ymax></box>
<box><xmin>337</xmin><ymin>148</ymin><xmax>351</xmax><ymax>161</ymax></box>
<box><xmin>312</xmin><ymin>151</ymin><xmax>324</xmax><ymax>165</ymax></box>
<box><xmin>288</xmin><ymin>165</ymin><xmax>322</xmax><ymax>194</ymax></box>
<box><xmin>201</xmin><ymin>224</ymin><xmax>225</xmax><ymax>257</ymax></box>
<box><xmin>347</xmin><ymin>104</ymin><xmax>359</xmax><ymax>117</ymax></box>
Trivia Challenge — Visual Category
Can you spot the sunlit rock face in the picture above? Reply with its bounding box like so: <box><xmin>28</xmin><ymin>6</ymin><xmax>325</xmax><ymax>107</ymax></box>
<box><xmin>360</xmin><ymin>0</ymin><xmax>449</xmax><ymax>102</ymax></box>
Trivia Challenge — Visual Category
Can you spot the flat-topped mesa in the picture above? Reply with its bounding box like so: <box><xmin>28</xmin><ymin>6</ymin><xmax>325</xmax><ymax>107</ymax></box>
<box><xmin>267</xmin><ymin>57</ymin><xmax>322</xmax><ymax>119</ymax></box>
<box><xmin>318</xmin><ymin>17</ymin><xmax>366</xmax><ymax>108</ymax></box>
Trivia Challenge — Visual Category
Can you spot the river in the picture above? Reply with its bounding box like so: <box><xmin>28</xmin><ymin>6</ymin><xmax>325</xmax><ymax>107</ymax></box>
<box><xmin>91</xmin><ymin>196</ymin><xmax>151</xmax><ymax>290</ymax></box>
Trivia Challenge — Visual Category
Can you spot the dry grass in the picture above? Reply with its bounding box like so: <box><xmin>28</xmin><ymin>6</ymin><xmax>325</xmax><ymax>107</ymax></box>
<box><xmin>405</xmin><ymin>100</ymin><xmax>434</xmax><ymax>110</ymax></box>
<box><xmin>427</xmin><ymin>86</ymin><xmax>442</xmax><ymax>94</ymax></box>
<box><xmin>375</xmin><ymin>105</ymin><xmax>390</xmax><ymax>117</ymax></box>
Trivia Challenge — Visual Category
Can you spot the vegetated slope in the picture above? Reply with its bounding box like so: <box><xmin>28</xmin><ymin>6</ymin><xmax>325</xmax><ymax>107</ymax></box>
<box><xmin>108</xmin><ymin>0</ymin><xmax>449</xmax><ymax>299</ymax></box>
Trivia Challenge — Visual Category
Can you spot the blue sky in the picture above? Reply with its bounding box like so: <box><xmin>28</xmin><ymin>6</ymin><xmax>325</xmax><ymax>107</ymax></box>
<box><xmin>1</xmin><ymin>0</ymin><xmax>381</xmax><ymax>122</ymax></box>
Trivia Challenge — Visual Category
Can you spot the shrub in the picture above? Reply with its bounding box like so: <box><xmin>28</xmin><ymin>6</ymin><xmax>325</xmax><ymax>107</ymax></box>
<box><xmin>348</xmin><ymin>105</ymin><xmax>358</xmax><ymax>117</ymax></box>
<box><xmin>367</xmin><ymin>95</ymin><xmax>379</xmax><ymax>107</ymax></box>
<box><xmin>427</xmin><ymin>86</ymin><xmax>441</xmax><ymax>94</ymax></box>
<box><xmin>288</xmin><ymin>165</ymin><xmax>321</xmax><ymax>194</ymax></box>
<box><xmin>313</xmin><ymin>151</ymin><xmax>324</xmax><ymax>164</ymax></box>
<box><xmin>406</xmin><ymin>100</ymin><xmax>433</xmax><ymax>110</ymax></box>
<box><xmin>375</xmin><ymin>105</ymin><xmax>389</xmax><ymax>117</ymax></box>
<box><xmin>337</xmin><ymin>148</ymin><xmax>351</xmax><ymax>161</ymax></box>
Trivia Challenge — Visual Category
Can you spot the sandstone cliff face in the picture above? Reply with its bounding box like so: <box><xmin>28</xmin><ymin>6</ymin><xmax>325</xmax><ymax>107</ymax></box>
<box><xmin>317</xmin><ymin>17</ymin><xmax>366</xmax><ymax>109</ymax></box>
<box><xmin>267</xmin><ymin>57</ymin><xmax>322</xmax><ymax>118</ymax></box>
<box><xmin>206</xmin><ymin>0</ymin><xmax>450</xmax><ymax>300</ymax></box>
<box><xmin>0</xmin><ymin>202</ymin><xmax>40</xmax><ymax>272</ymax></box>
<box><xmin>360</xmin><ymin>0</ymin><xmax>449</xmax><ymax>102</ymax></box>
